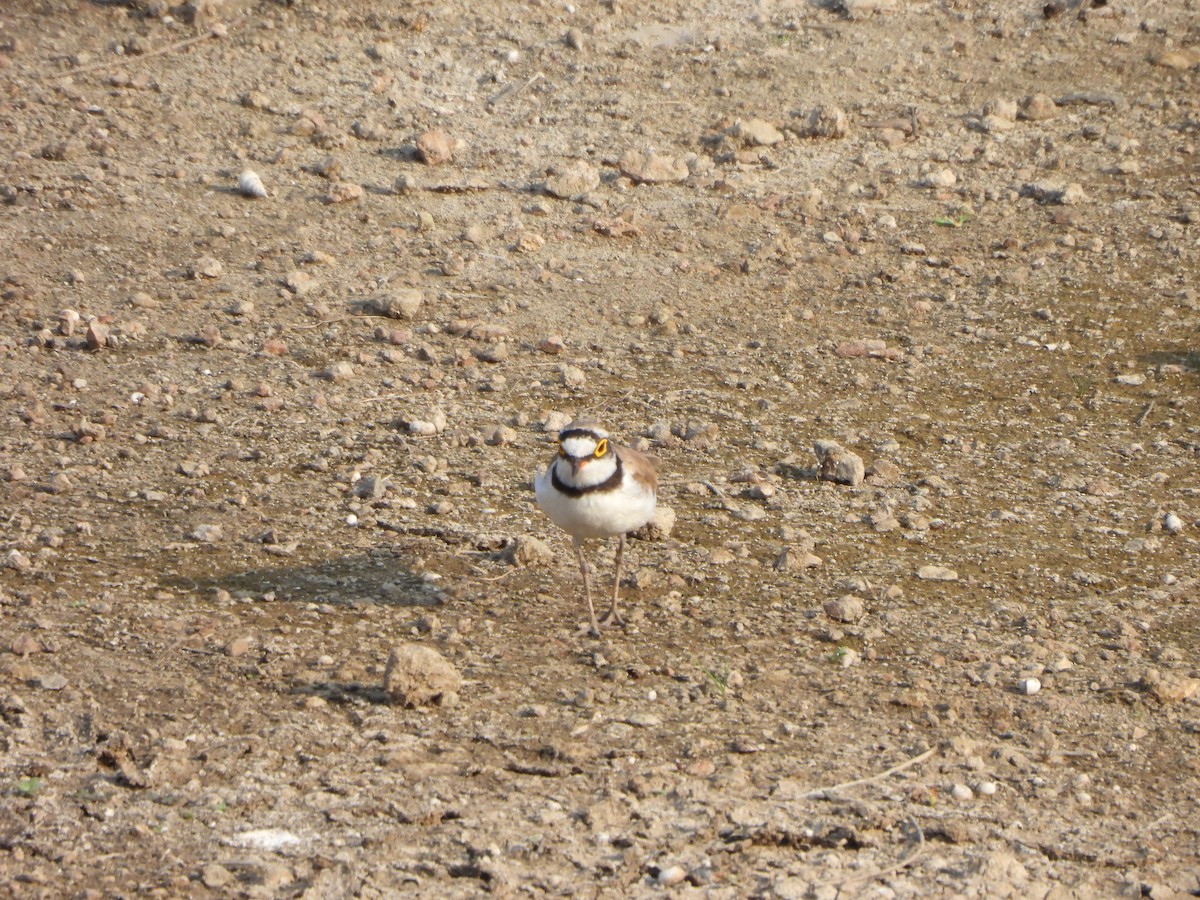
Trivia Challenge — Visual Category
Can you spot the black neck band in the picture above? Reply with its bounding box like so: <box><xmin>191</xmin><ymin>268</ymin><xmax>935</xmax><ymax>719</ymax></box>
<box><xmin>551</xmin><ymin>455</ymin><xmax>624</xmax><ymax>497</ymax></box>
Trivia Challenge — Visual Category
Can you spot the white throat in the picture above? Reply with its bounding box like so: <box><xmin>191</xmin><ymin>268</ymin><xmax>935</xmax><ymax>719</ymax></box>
<box><xmin>557</xmin><ymin>452</ymin><xmax>619</xmax><ymax>488</ymax></box>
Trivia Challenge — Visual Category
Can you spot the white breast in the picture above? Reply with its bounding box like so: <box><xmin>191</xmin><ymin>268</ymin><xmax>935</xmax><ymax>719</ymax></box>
<box><xmin>535</xmin><ymin>459</ymin><xmax>656</xmax><ymax>540</ymax></box>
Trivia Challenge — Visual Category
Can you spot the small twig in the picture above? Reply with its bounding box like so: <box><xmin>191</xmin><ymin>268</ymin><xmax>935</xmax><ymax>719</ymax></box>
<box><xmin>362</xmin><ymin>394</ymin><xmax>418</xmax><ymax>404</ymax></box>
<box><xmin>288</xmin><ymin>314</ymin><xmax>391</xmax><ymax>330</ymax></box>
<box><xmin>1134</xmin><ymin>400</ymin><xmax>1155</xmax><ymax>427</ymax></box>
<box><xmin>471</xmin><ymin>567</ymin><xmax>520</xmax><ymax>583</ymax></box>
<box><xmin>488</xmin><ymin>71</ymin><xmax>545</xmax><ymax>107</ymax></box>
<box><xmin>41</xmin><ymin>25</ymin><xmax>229</xmax><ymax>81</ymax></box>
<box><xmin>804</xmin><ymin>746</ymin><xmax>937</xmax><ymax>799</ymax></box>
<box><xmin>1147</xmin><ymin>812</ymin><xmax>1175</xmax><ymax>831</ymax></box>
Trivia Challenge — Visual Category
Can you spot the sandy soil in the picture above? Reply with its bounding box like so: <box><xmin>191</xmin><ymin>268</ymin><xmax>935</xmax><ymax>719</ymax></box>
<box><xmin>1</xmin><ymin>0</ymin><xmax>1199</xmax><ymax>896</ymax></box>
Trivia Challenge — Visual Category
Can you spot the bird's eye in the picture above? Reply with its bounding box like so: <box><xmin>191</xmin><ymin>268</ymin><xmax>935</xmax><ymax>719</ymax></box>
<box><xmin>594</xmin><ymin>439</ymin><xmax>608</xmax><ymax>458</ymax></box>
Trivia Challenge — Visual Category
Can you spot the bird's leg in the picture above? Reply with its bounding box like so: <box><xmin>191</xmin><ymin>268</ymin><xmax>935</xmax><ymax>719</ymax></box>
<box><xmin>598</xmin><ymin>534</ymin><xmax>627</xmax><ymax>627</ymax></box>
<box><xmin>573</xmin><ymin>537</ymin><xmax>602</xmax><ymax>637</ymax></box>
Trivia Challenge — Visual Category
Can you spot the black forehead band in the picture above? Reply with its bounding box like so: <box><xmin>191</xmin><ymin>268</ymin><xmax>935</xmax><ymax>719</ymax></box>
<box><xmin>558</xmin><ymin>428</ymin><xmax>606</xmax><ymax>444</ymax></box>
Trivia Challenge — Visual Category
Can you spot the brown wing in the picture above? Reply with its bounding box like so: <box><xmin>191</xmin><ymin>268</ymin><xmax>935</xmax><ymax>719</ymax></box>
<box><xmin>615</xmin><ymin>443</ymin><xmax>658</xmax><ymax>493</ymax></box>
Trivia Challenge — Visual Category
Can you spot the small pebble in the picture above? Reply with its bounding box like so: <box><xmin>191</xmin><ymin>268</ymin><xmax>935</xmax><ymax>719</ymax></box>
<box><xmin>917</xmin><ymin>565</ymin><xmax>958</xmax><ymax>581</ymax></box>
<box><xmin>283</xmin><ymin>270</ymin><xmax>314</xmax><ymax>295</ymax></box>
<box><xmin>11</xmin><ymin>634</ymin><xmax>42</xmax><ymax>655</ymax></box>
<box><xmin>225</xmin><ymin>636</ymin><xmax>255</xmax><ymax>657</ymax></box>
<box><xmin>823</xmin><ymin>595</ymin><xmax>865</xmax><ymax>623</ymax></box>
<box><xmin>229</xmin><ymin>829</ymin><xmax>302</xmax><ymax>851</ymax></box>
<box><xmin>922</xmin><ymin>168</ymin><xmax>957</xmax><ymax>189</ymax></box>
<box><xmin>191</xmin><ymin>256</ymin><xmax>223</xmax><ymax>279</ymax></box>
<box><xmin>498</xmin><ymin>535</ymin><xmax>554</xmax><ymax>567</ymax></box>
<box><xmin>656</xmin><ymin>865</ymin><xmax>688</xmax><ymax>887</ymax></box>
<box><xmin>384</xmin><ymin>643</ymin><xmax>462</xmax><ymax>707</ymax></box>
<box><xmin>618</xmin><ymin>148</ymin><xmax>689</xmax><ymax>184</ymax></box>
<box><xmin>5</xmin><ymin>549</ymin><xmax>34</xmax><ymax>571</ymax></box>
<box><xmin>544</xmin><ymin>160</ymin><xmax>600</xmax><ymax>199</ymax></box>
<box><xmin>368</xmin><ymin>289</ymin><xmax>423</xmax><ymax>320</ymax></box>
<box><xmin>237</xmin><ymin>169</ymin><xmax>268</xmax><ymax>198</ymax></box>
<box><xmin>325</xmin><ymin>183</ymin><xmax>364</xmax><ymax>204</ymax></box>
<box><xmin>1114</xmin><ymin>373</ymin><xmax>1145</xmax><ymax>386</ymax></box>
<box><xmin>40</xmin><ymin>672</ymin><xmax>68</xmax><ymax>691</ymax></box>
<box><xmin>1020</xmin><ymin>93</ymin><xmax>1057</xmax><ymax>121</ymax></box>
<box><xmin>1018</xmin><ymin>677</ymin><xmax>1042</xmax><ymax>695</ymax></box>
<box><xmin>728</xmin><ymin>117</ymin><xmax>785</xmax><ymax>147</ymax></box>
<box><xmin>813</xmin><ymin>440</ymin><xmax>865</xmax><ymax>486</ymax></box>
<box><xmin>202</xmin><ymin>863</ymin><xmax>234</xmax><ymax>889</ymax></box>
<box><xmin>415</xmin><ymin>128</ymin><xmax>456</xmax><ymax>165</ymax></box>
<box><xmin>85</xmin><ymin>320</ymin><xmax>110</xmax><ymax>351</ymax></box>
<box><xmin>324</xmin><ymin>361</ymin><xmax>355</xmax><ymax>382</ymax></box>
<box><xmin>558</xmin><ymin>365</ymin><xmax>587</xmax><ymax>387</ymax></box>
<box><xmin>487</xmin><ymin>425</ymin><xmax>516</xmax><ymax>446</ymax></box>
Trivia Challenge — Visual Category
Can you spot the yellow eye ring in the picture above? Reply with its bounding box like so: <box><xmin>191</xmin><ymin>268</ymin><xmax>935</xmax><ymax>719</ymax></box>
<box><xmin>594</xmin><ymin>439</ymin><xmax>608</xmax><ymax>458</ymax></box>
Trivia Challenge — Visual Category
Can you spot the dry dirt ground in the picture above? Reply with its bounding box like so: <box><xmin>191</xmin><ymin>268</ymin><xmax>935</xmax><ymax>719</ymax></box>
<box><xmin>2</xmin><ymin>0</ymin><xmax>1200</xmax><ymax>897</ymax></box>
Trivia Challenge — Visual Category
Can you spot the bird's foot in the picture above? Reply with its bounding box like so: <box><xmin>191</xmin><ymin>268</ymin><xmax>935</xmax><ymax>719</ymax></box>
<box><xmin>597</xmin><ymin>607</ymin><xmax>625</xmax><ymax>628</ymax></box>
<box><xmin>576</xmin><ymin>610</ymin><xmax>624</xmax><ymax>638</ymax></box>
<box><xmin>576</xmin><ymin>620</ymin><xmax>603</xmax><ymax>639</ymax></box>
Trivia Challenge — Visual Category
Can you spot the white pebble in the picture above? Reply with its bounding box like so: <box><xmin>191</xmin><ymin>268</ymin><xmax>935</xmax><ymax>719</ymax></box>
<box><xmin>976</xmin><ymin>781</ymin><xmax>998</xmax><ymax>796</ymax></box>
<box><xmin>229</xmin><ymin>828</ymin><xmax>300</xmax><ymax>851</ymax></box>
<box><xmin>1018</xmin><ymin>677</ymin><xmax>1042</xmax><ymax>695</ymax></box>
<box><xmin>950</xmin><ymin>783</ymin><xmax>974</xmax><ymax>801</ymax></box>
<box><xmin>237</xmin><ymin>169</ymin><xmax>268</xmax><ymax>199</ymax></box>
<box><xmin>1163</xmin><ymin>512</ymin><xmax>1184</xmax><ymax>534</ymax></box>
<box><xmin>656</xmin><ymin>865</ymin><xmax>687</xmax><ymax>886</ymax></box>
<box><xmin>345</xmin><ymin>514</ymin><xmax>358</xmax><ymax>526</ymax></box>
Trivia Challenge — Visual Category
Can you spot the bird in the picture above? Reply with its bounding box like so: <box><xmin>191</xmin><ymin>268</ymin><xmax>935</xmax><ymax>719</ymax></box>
<box><xmin>534</xmin><ymin>420</ymin><xmax>658</xmax><ymax>637</ymax></box>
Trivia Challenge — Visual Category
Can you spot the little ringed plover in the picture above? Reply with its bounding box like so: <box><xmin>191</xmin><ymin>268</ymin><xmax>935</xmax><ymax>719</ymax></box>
<box><xmin>534</xmin><ymin>420</ymin><xmax>658</xmax><ymax>637</ymax></box>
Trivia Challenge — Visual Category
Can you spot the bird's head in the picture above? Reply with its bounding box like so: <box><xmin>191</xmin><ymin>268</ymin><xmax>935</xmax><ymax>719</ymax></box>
<box><xmin>556</xmin><ymin>423</ymin><xmax>614</xmax><ymax>482</ymax></box>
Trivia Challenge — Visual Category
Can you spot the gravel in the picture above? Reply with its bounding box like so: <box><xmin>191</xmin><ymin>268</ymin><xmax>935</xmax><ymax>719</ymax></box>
<box><xmin>1</xmin><ymin>0</ymin><xmax>1198</xmax><ymax>896</ymax></box>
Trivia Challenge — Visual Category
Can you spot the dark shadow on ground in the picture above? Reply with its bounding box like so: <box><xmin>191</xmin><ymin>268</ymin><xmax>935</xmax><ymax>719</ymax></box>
<box><xmin>1140</xmin><ymin>348</ymin><xmax>1200</xmax><ymax>374</ymax></box>
<box><xmin>162</xmin><ymin>547</ymin><xmax>442</xmax><ymax>609</ymax></box>
<box><xmin>291</xmin><ymin>679</ymin><xmax>393</xmax><ymax>706</ymax></box>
